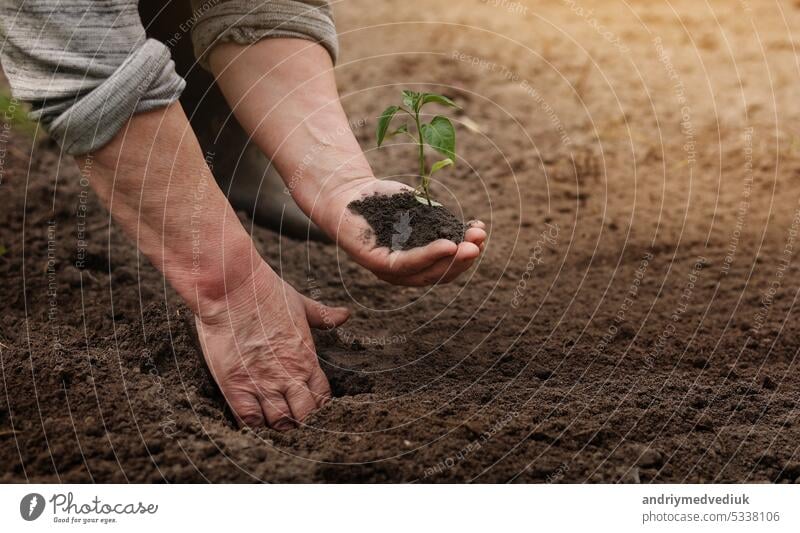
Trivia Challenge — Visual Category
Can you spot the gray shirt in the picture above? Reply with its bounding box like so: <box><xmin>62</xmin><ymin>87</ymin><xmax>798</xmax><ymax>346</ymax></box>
<box><xmin>0</xmin><ymin>0</ymin><xmax>337</xmax><ymax>155</ymax></box>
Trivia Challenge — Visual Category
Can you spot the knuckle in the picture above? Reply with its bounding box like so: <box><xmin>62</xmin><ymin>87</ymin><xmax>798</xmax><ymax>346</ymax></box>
<box><xmin>260</xmin><ymin>386</ymin><xmax>286</xmax><ymax>401</ymax></box>
<box><xmin>277</xmin><ymin>360</ymin><xmax>315</xmax><ymax>382</ymax></box>
<box><xmin>289</xmin><ymin>381</ymin><xmax>312</xmax><ymax>394</ymax></box>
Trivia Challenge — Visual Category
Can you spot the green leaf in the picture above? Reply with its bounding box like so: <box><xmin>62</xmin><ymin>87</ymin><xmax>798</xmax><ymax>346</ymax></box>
<box><xmin>376</xmin><ymin>105</ymin><xmax>400</xmax><ymax>146</ymax></box>
<box><xmin>387</xmin><ymin>123</ymin><xmax>408</xmax><ymax>138</ymax></box>
<box><xmin>429</xmin><ymin>158</ymin><xmax>454</xmax><ymax>175</ymax></box>
<box><xmin>415</xmin><ymin>194</ymin><xmax>442</xmax><ymax>207</ymax></box>
<box><xmin>402</xmin><ymin>90</ymin><xmax>420</xmax><ymax>110</ymax></box>
<box><xmin>420</xmin><ymin>116</ymin><xmax>456</xmax><ymax>159</ymax></box>
<box><xmin>0</xmin><ymin>244</ymin><xmax>6</xmax><ymax>256</ymax></box>
<box><xmin>417</xmin><ymin>93</ymin><xmax>460</xmax><ymax>111</ymax></box>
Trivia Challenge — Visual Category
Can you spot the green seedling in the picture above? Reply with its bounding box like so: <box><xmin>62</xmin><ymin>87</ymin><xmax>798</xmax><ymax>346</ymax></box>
<box><xmin>376</xmin><ymin>90</ymin><xmax>460</xmax><ymax>206</ymax></box>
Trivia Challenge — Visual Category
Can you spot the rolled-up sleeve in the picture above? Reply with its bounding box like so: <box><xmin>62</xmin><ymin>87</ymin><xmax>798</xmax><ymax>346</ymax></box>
<box><xmin>0</xmin><ymin>0</ymin><xmax>185</xmax><ymax>155</ymax></box>
<box><xmin>190</xmin><ymin>0</ymin><xmax>338</xmax><ymax>69</ymax></box>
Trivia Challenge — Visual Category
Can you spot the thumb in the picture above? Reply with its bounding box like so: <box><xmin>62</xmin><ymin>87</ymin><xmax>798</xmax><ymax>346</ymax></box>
<box><xmin>302</xmin><ymin>296</ymin><xmax>350</xmax><ymax>329</ymax></box>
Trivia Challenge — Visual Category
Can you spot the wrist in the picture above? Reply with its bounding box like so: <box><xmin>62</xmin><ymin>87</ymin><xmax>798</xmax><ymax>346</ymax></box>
<box><xmin>290</xmin><ymin>169</ymin><xmax>374</xmax><ymax>209</ymax></box>
<box><xmin>166</xmin><ymin>232</ymin><xmax>266</xmax><ymax>313</ymax></box>
<box><xmin>191</xmin><ymin>258</ymin><xmax>279</xmax><ymax>327</ymax></box>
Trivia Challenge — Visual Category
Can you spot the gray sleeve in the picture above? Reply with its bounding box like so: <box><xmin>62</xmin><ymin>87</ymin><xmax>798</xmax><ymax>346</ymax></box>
<box><xmin>0</xmin><ymin>0</ymin><xmax>185</xmax><ymax>155</ymax></box>
<box><xmin>189</xmin><ymin>0</ymin><xmax>338</xmax><ymax>70</ymax></box>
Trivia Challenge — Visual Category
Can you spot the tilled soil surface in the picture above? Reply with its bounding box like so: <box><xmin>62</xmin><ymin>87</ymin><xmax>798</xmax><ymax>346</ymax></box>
<box><xmin>3</xmin><ymin>0</ymin><xmax>800</xmax><ymax>482</ymax></box>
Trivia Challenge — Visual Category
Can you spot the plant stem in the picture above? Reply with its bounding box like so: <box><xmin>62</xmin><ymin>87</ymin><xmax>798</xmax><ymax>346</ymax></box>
<box><xmin>413</xmin><ymin>110</ymin><xmax>431</xmax><ymax>206</ymax></box>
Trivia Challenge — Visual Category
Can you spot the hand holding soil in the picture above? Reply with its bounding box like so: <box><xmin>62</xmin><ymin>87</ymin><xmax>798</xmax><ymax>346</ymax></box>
<box><xmin>314</xmin><ymin>177</ymin><xmax>486</xmax><ymax>286</ymax></box>
<box><xmin>311</xmin><ymin>90</ymin><xmax>486</xmax><ymax>285</ymax></box>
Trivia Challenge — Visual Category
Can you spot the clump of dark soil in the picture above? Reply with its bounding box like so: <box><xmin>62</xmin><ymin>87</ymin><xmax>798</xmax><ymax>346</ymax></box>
<box><xmin>347</xmin><ymin>191</ymin><xmax>465</xmax><ymax>250</ymax></box>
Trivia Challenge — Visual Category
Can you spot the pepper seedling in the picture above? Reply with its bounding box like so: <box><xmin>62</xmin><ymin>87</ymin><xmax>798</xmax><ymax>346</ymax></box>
<box><xmin>376</xmin><ymin>90</ymin><xmax>460</xmax><ymax>206</ymax></box>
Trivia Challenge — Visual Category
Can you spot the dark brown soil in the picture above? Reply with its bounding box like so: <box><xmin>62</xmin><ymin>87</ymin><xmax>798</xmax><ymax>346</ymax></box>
<box><xmin>3</xmin><ymin>0</ymin><xmax>800</xmax><ymax>483</ymax></box>
<box><xmin>347</xmin><ymin>191</ymin><xmax>466</xmax><ymax>250</ymax></box>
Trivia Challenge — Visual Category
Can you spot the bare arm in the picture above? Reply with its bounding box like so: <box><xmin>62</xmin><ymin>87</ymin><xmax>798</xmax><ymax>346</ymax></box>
<box><xmin>208</xmin><ymin>38</ymin><xmax>367</xmax><ymax>212</ymax></box>
<box><xmin>86</xmin><ymin>102</ymin><xmax>348</xmax><ymax>429</ymax></box>
<box><xmin>86</xmin><ymin>103</ymin><xmax>258</xmax><ymax>308</ymax></box>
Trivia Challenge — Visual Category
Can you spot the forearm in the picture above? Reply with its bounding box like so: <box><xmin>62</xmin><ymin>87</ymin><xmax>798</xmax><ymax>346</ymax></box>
<box><xmin>208</xmin><ymin>38</ymin><xmax>373</xmax><ymax>214</ymax></box>
<box><xmin>84</xmin><ymin>102</ymin><xmax>262</xmax><ymax>311</ymax></box>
